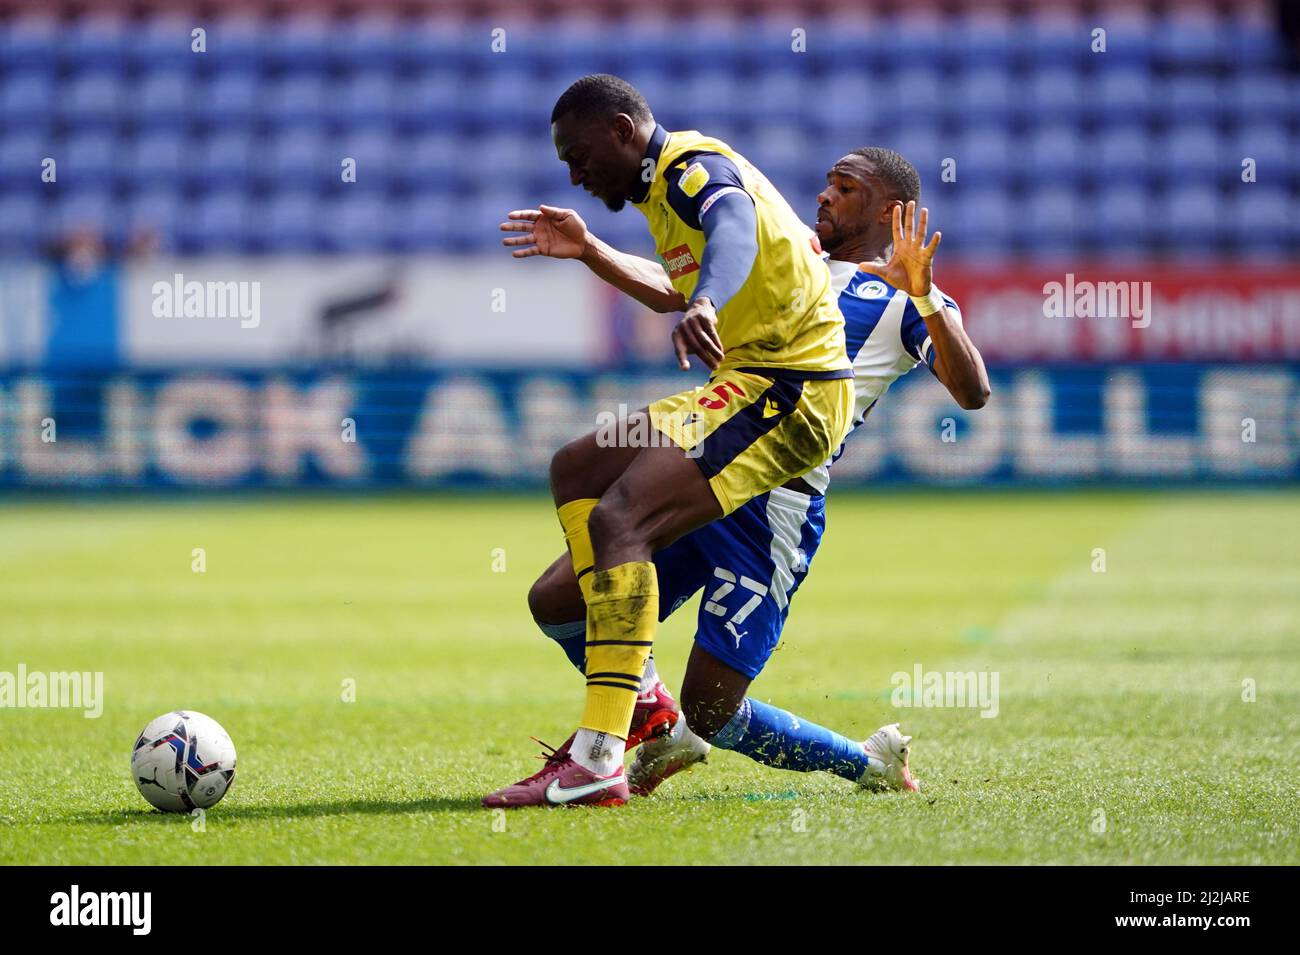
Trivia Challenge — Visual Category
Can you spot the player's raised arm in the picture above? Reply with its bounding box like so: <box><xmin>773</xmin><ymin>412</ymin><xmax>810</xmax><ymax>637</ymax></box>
<box><xmin>859</xmin><ymin>201</ymin><xmax>990</xmax><ymax>410</ymax></box>
<box><xmin>500</xmin><ymin>205</ymin><xmax>687</xmax><ymax>314</ymax></box>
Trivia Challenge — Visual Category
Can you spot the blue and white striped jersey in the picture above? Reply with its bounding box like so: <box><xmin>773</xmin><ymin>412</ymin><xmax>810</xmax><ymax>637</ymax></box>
<box><xmin>801</xmin><ymin>258</ymin><xmax>963</xmax><ymax>493</ymax></box>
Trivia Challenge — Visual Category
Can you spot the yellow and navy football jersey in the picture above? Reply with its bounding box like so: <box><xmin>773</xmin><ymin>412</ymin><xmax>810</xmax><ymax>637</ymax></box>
<box><xmin>631</xmin><ymin>126</ymin><xmax>851</xmax><ymax>378</ymax></box>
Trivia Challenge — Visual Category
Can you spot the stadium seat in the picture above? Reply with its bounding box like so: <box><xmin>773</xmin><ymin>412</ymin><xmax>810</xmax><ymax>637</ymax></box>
<box><xmin>1</xmin><ymin>73</ymin><xmax>56</xmax><ymax>134</ymax></box>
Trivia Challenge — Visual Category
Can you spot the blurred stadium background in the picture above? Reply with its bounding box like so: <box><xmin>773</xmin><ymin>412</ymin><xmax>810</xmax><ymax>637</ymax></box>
<box><xmin>1</xmin><ymin>0</ymin><xmax>1297</xmax><ymax>489</ymax></box>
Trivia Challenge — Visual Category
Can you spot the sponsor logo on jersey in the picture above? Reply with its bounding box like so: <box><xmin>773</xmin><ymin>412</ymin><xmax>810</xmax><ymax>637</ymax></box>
<box><xmin>678</xmin><ymin>161</ymin><xmax>710</xmax><ymax>197</ymax></box>
<box><xmin>660</xmin><ymin>244</ymin><xmax>700</xmax><ymax>280</ymax></box>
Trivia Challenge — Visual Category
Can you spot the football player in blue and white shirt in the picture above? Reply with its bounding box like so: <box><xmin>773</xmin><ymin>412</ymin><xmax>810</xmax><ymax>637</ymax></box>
<box><xmin>509</xmin><ymin>146</ymin><xmax>989</xmax><ymax>795</ymax></box>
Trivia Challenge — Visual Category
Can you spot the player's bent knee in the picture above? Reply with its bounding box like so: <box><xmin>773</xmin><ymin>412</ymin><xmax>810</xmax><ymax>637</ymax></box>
<box><xmin>587</xmin><ymin>490</ymin><xmax>637</xmax><ymax>553</ymax></box>
<box><xmin>680</xmin><ymin>690</ymin><xmax>741</xmax><ymax>743</ymax></box>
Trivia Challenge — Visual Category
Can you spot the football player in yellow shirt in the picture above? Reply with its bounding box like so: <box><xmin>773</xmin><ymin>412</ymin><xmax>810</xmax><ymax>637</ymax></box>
<box><xmin>484</xmin><ymin>74</ymin><xmax>855</xmax><ymax>807</ymax></box>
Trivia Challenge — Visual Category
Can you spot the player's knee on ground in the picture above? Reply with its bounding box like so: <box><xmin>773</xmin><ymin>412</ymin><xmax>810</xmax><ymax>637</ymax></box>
<box><xmin>526</xmin><ymin>560</ymin><xmax>584</xmax><ymax>626</ymax></box>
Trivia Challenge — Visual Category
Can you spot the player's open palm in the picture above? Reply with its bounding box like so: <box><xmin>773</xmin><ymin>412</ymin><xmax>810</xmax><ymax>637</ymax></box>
<box><xmin>858</xmin><ymin>200</ymin><xmax>942</xmax><ymax>296</ymax></box>
<box><xmin>500</xmin><ymin>205</ymin><xmax>587</xmax><ymax>259</ymax></box>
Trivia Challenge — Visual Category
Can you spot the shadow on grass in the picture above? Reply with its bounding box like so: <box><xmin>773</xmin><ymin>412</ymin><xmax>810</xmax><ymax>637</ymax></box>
<box><xmin>69</xmin><ymin>795</ymin><xmax>484</xmax><ymax>825</ymax></box>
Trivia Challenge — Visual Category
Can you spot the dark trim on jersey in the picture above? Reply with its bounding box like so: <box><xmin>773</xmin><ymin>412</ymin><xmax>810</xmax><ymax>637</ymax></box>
<box><xmin>585</xmin><ymin>639</ymin><xmax>655</xmax><ymax>647</ymax></box>
<box><xmin>628</xmin><ymin>124</ymin><xmax>669</xmax><ymax>204</ymax></box>
<box><xmin>733</xmin><ymin>366</ymin><xmax>854</xmax><ymax>381</ymax></box>
<box><xmin>693</xmin><ymin>377</ymin><xmax>806</xmax><ymax>480</ymax></box>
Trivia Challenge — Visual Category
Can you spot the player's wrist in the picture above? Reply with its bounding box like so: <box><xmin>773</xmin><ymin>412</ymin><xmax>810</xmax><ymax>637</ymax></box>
<box><xmin>910</xmin><ymin>285</ymin><xmax>945</xmax><ymax>317</ymax></box>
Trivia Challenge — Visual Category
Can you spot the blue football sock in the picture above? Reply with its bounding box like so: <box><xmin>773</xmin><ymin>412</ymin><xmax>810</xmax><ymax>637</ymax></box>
<box><xmin>536</xmin><ymin>619</ymin><xmax>586</xmax><ymax>673</ymax></box>
<box><xmin>710</xmin><ymin>697</ymin><xmax>872</xmax><ymax>782</ymax></box>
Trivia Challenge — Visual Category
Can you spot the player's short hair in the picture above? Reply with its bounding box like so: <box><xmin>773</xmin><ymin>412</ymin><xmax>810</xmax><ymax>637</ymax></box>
<box><xmin>551</xmin><ymin>73</ymin><xmax>653</xmax><ymax>126</ymax></box>
<box><xmin>850</xmin><ymin>147</ymin><xmax>921</xmax><ymax>204</ymax></box>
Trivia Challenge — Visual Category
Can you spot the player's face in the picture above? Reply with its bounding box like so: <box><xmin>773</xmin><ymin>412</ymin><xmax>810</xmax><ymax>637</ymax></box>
<box><xmin>816</xmin><ymin>155</ymin><xmax>892</xmax><ymax>254</ymax></box>
<box><xmin>552</xmin><ymin>113</ymin><xmax>640</xmax><ymax>212</ymax></box>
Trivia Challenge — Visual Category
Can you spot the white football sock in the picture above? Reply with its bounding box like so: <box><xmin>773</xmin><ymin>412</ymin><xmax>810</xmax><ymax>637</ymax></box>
<box><xmin>572</xmin><ymin>727</ymin><xmax>624</xmax><ymax>776</ymax></box>
<box><xmin>640</xmin><ymin>654</ymin><xmax>659</xmax><ymax>694</ymax></box>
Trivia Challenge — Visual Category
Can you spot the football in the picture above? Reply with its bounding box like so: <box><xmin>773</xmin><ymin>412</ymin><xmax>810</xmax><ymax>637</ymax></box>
<box><xmin>130</xmin><ymin>711</ymin><xmax>238</xmax><ymax>813</ymax></box>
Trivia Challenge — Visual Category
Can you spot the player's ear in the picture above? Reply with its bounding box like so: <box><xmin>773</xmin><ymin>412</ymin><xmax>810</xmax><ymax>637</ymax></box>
<box><xmin>612</xmin><ymin>113</ymin><xmax>636</xmax><ymax>145</ymax></box>
<box><xmin>882</xmin><ymin>199</ymin><xmax>902</xmax><ymax>223</ymax></box>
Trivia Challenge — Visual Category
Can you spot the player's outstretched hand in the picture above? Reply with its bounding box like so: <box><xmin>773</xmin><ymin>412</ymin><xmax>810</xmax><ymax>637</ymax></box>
<box><xmin>858</xmin><ymin>200</ymin><xmax>942</xmax><ymax>297</ymax></box>
<box><xmin>673</xmin><ymin>297</ymin><xmax>725</xmax><ymax>371</ymax></box>
<box><xmin>499</xmin><ymin>205</ymin><xmax>588</xmax><ymax>259</ymax></box>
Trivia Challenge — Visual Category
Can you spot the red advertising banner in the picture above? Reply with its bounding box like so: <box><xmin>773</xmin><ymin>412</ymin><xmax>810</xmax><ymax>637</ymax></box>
<box><xmin>935</xmin><ymin>266</ymin><xmax>1300</xmax><ymax>363</ymax></box>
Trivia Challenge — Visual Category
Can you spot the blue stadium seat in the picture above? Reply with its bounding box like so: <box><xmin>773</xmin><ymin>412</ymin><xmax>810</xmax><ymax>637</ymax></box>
<box><xmin>58</xmin><ymin>71</ymin><xmax>122</xmax><ymax>128</ymax></box>
<box><xmin>179</xmin><ymin>190</ymin><xmax>249</xmax><ymax>252</ymax></box>
<box><xmin>1095</xmin><ymin>68</ymin><xmax>1153</xmax><ymax>122</ymax></box>
<box><xmin>809</xmin><ymin>70</ymin><xmax>877</xmax><ymax>133</ymax></box>
<box><xmin>263</xmin><ymin>15</ymin><xmax>333</xmax><ymax>69</ymax></box>
<box><xmin>1028</xmin><ymin>69</ymin><xmax>1086</xmax><ymax>120</ymax></box>
<box><xmin>0</xmin><ymin>72</ymin><xmax>55</xmax><ymax>125</ymax></box>
<box><xmin>395</xmin><ymin>71</ymin><xmax>464</xmax><ymax>130</ymax></box>
<box><xmin>1162</xmin><ymin>125</ymin><xmax>1223</xmax><ymax>184</ymax></box>
<box><xmin>62</xmin><ymin>14</ymin><xmax>128</xmax><ymax>69</ymax></box>
<box><xmin>1229</xmin><ymin>122</ymin><xmax>1292</xmax><ymax>182</ymax></box>
<box><xmin>392</xmin><ymin>193</ymin><xmax>453</xmax><ymax>250</ymax></box>
<box><xmin>201</xmin><ymin>17</ymin><xmax>268</xmax><ymax>68</ymax></box>
<box><xmin>196</xmin><ymin>72</ymin><xmax>260</xmax><ymax>126</ymax></box>
<box><xmin>1151</xmin><ymin>21</ymin><xmax>1222</xmax><ymax>67</ymax></box>
<box><xmin>1226</xmin><ymin>73</ymin><xmax>1292</xmax><ymax>122</ymax></box>
<box><xmin>0</xmin><ymin>193</ymin><xmax>42</xmax><ymax>250</ymax></box>
<box><xmin>320</xmin><ymin>194</ymin><xmax>389</xmax><ymax>252</ymax></box>
<box><xmin>751</xmin><ymin>125</ymin><xmax>813</xmax><ymax>185</ymax></box>
<box><xmin>1162</xmin><ymin>75</ymin><xmax>1221</xmax><ymax>119</ymax></box>
<box><xmin>0</xmin><ymin>132</ymin><xmax>49</xmax><ymax>186</ymax></box>
<box><xmin>678</xmin><ymin>71</ymin><xmax>742</xmax><ymax>127</ymax></box>
<box><xmin>127</xmin><ymin>132</ymin><xmax>191</xmax><ymax>188</ymax></box>
<box><xmin>128</xmin><ymin>16</ymin><xmax>208</xmax><ymax>69</ymax></box>
<box><xmin>1094</xmin><ymin>187</ymin><xmax>1152</xmax><ymax>251</ymax></box>
<box><xmin>260</xmin><ymin>74</ymin><xmax>330</xmax><ymax>126</ymax></box>
<box><xmin>53</xmin><ymin>190</ymin><xmax>117</xmax><ymax>240</ymax></box>
<box><xmin>1025</xmin><ymin>125</ymin><xmax>1084</xmax><ymax>184</ymax></box>
<box><xmin>397</xmin><ymin>132</ymin><xmax>460</xmax><ymax>191</ymax></box>
<box><xmin>955</xmin><ymin>126</ymin><xmax>1017</xmax><ymax>188</ymax></box>
<box><xmin>468</xmin><ymin>133</ymin><xmax>534</xmax><ymax>186</ymax></box>
<box><xmin>195</xmin><ymin>131</ymin><xmax>254</xmax><ymax>187</ymax></box>
<box><xmin>333</xmin><ymin>14</ymin><xmax>403</xmax><ymax>69</ymax></box>
<box><xmin>953</xmin><ymin>68</ymin><xmax>1014</xmax><ymax>124</ymax></box>
<box><xmin>259</xmin><ymin>192</ymin><xmax>318</xmax><ymax>251</ymax></box>
<box><xmin>1095</xmin><ymin>126</ymin><xmax>1152</xmax><ymax>183</ymax></box>
<box><xmin>333</xmin><ymin>71</ymin><xmax>397</xmax><ymax>127</ymax></box>
<box><xmin>262</xmin><ymin>128</ymin><xmax>331</xmax><ymax>188</ymax></box>
<box><xmin>1025</xmin><ymin>187</ymin><xmax>1082</xmax><ymax>254</ymax></box>
<box><xmin>124</xmin><ymin>189</ymin><xmax>182</xmax><ymax>245</ymax></box>
<box><xmin>1230</xmin><ymin>187</ymin><xmax>1294</xmax><ymax>250</ymax></box>
<box><xmin>1156</xmin><ymin>185</ymin><xmax>1220</xmax><ymax>245</ymax></box>
<box><xmin>398</xmin><ymin>20</ymin><xmax>472</xmax><ymax>70</ymax></box>
<box><xmin>61</xmin><ymin>131</ymin><xmax>117</xmax><ymax>186</ymax></box>
<box><xmin>744</xmin><ymin>71</ymin><xmax>810</xmax><ymax>126</ymax></box>
<box><xmin>135</xmin><ymin>70</ymin><xmax>192</xmax><ymax>127</ymax></box>
<box><xmin>891</xmin><ymin>67</ymin><xmax>945</xmax><ymax>124</ymax></box>
<box><xmin>337</xmin><ymin>131</ymin><xmax>397</xmax><ymax>190</ymax></box>
<box><xmin>949</xmin><ymin>188</ymin><xmax>1013</xmax><ymax>247</ymax></box>
<box><xmin>2</xmin><ymin>16</ymin><xmax>59</xmax><ymax>69</ymax></box>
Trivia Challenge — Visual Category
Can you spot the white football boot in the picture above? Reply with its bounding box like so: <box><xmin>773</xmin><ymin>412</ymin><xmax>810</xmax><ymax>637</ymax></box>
<box><xmin>627</xmin><ymin>713</ymin><xmax>711</xmax><ymax>797</ymax></box>
<box><xmin>858</xmin><ymin>723</ymin><xmax>919</xmax><ymax>792</ymax></box>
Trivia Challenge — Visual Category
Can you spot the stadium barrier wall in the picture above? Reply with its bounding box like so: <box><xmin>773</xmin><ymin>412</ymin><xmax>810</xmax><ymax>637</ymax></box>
<box><xmin>0</xmin><ymin>363</ymin><xmax>1295</xmax><ymax>489</ymax></box>
<box><xmin>7</xmin><ymin>260</ymin><xmax>1300</xmax><ymax>368</ymax></box>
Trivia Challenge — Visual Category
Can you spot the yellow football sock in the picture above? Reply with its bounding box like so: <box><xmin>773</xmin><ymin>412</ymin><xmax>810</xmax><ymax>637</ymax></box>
<box><xmin>581</xmin><ymin>561</ymin><xmax>658</xmax><ymax>737</ymax></box>
<box><xmin>557</xmin><ymin>498</ymin><xmax>598</xmax><ymax>604</ymax></box>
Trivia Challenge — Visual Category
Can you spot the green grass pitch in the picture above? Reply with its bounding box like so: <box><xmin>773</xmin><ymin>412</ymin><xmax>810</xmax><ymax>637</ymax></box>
<box><xmin>1</xmin><ymin>491</ymin><xmax>1296</xmax><ymax>865</ymax></box>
